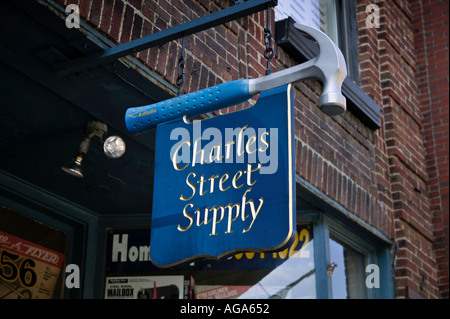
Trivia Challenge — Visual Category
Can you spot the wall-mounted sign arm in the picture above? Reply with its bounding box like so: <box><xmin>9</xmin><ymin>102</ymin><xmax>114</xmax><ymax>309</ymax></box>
<box><xmin>54</xmin><ymin>0</ymin><xmax>277</xmax><ymax>76</ymax></box>
<box><xmin>125</xmin><ymin>24</ymin><xmax>347</xmax><ymax>135</ymax></box>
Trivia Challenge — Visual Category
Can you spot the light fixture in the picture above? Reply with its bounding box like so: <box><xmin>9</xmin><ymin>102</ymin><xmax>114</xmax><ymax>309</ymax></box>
<box><xmin>103</xmin><ymin>135</ymin><xmax>126</xmax><ymax>159</ymax></box>
<box><xmin>61</xmin><ymin>154</ymin><xmax>84</xmax><ymax>178</ymax></box>
<box><xmin>61</xmin><ymin>120</ymin><xmax>126</xmax><ymax>178</ymax></box>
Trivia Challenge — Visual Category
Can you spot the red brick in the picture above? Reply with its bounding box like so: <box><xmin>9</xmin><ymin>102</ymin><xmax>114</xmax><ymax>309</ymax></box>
<box><xmin>109</xmin><ymin>0</ymin><xmax>124</xmax><ymax>42</ymax></box>
<box><xmin>120</xmin><ymin>5</ymin><xmax>134</xmax><ymax>44</ymax></box>
<box><xmin>88</xmin><ymin>0</ymin><xmax>102</xmax><ymax>27</ymax></box>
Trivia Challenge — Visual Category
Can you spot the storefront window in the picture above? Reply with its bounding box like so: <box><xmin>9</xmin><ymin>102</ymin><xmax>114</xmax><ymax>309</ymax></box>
<box><xmin>104</xmin><ymin>216</ymin><xmax>392</xmax><ymax>299</ymax></box>
<box><xmin>329</xmin><ymin>236</ymin><xmax>368</xmax><ymax>299</ymax></box>
<box><xmin>195</xmin><ymin>224</ymin><xmax>315</xmax><ymax>299</ymax></box>
<box><xmin>104</xmin><ymin>224</ymin><xmax>316</xmax><ymax>299</ymax></box>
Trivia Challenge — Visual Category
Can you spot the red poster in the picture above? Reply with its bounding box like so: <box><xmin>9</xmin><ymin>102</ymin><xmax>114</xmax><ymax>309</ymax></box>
<box><xmin>0</xmin><ymin>231</ymin><xmax>65</xmax><ymax>299</ymax></box>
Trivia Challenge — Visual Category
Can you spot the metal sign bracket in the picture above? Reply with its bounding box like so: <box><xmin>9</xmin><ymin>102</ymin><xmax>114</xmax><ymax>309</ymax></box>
<box><xmin>55</xmin><ymin>0</ymin><xmax>277</xmax><ymax>76</ymax></box>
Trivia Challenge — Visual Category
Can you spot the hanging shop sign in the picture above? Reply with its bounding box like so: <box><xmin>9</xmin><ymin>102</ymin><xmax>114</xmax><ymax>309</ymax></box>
<box><xmin>150</xmin><ymin>84</ymin><xmax>296</xmax><ymax>267</ymax></box>
<box><xmin>0</xmin><ymin>231</ymin><xmax>65</xmax><ymax>299</ymax></box>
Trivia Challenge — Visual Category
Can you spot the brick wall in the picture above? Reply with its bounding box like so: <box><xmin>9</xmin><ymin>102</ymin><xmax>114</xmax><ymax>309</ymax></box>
<box><xmin>411</xmin><ymin>0</ymin><xmax>449</xmax><ymax>299</ymax></box>
<box><xmin>73</xmin><ymin>0</ymin><xmax>271</xmax><ymax>98</ymax></box>
<box><xmin>376</xmin><ymin>0</ymin><xmax>438</xmax><ymax>299</ymax></box>
<box><xmin>54</xmin><ymin>0</ymin><xmax>447</xmax><ymax>298</ymax></box>
<box><xmin>358</xmin><ymin>0</ymin><xmax>448</xmax><ymax>299</ymax></box>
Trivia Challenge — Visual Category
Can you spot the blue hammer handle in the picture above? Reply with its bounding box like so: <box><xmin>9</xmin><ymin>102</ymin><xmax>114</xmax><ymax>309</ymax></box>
<box><xmin>125</xmin><ymin>79</ymin><xmax>251</xmax><ymax>134</ymax></box>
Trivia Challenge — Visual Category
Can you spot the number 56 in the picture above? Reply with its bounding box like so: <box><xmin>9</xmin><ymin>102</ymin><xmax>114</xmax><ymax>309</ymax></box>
<box><xmin>0</xmin><ymin>250</ymin><xmax>37</xmax><ymax>288</ymax></box>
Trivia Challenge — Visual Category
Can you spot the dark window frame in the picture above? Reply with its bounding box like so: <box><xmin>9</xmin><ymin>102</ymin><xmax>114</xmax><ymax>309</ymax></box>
<box><xmin>336</xmin><ymin>0</ymin><xmax>360</xmax><ymax>83</ymax></box>
<box><xmin>275</xmin><ymin>16</ymin><xmax>382</xmax><ymax>129</ymax></box>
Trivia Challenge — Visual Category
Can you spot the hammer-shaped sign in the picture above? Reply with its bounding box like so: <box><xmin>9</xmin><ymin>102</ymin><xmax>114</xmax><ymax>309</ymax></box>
<box><xmin>124</xmin><ymin>23</ymin><xmax>347</xmax><ymax>135</ymax></box>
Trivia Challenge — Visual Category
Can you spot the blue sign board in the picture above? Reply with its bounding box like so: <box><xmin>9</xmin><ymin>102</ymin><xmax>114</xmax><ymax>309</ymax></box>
<box><xmin>150</xmin><ymin>84</ymin><xmax>296</xmax><ymax>267</ymax></box>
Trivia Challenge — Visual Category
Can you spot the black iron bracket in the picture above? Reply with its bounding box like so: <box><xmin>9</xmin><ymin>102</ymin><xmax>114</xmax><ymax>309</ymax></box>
<box><xmin>55</xmin><ymin>0</ymin><xmax>277</xmax><ymax>76</ymax></box>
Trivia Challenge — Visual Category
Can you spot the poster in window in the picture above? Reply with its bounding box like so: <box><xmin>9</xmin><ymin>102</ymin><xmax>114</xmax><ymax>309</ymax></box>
<box><xmin>104</xmin><ymin>275</ymin><xmax>194</xmax><ymax>299</ymax></box>
<box><xmin>0</xmin><ymin>231</ymin><xmax>65</xmax><ymax>299</ymax></box>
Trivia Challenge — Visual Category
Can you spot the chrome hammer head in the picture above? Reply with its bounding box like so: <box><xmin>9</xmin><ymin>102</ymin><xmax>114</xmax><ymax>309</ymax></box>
<box><xmin>249</xmin><ymin>23</ymin><xmax>347</xmax><ymax>115</ymax></box>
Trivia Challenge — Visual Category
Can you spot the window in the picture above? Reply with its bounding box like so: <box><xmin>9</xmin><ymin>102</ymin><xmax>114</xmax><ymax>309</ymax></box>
<box><xmin>194</xmin><ymin>223</ymin><xmax>316</xmax><ymax>299</ymax></box>
<box><xmin>310</xmin><ymin>212</ymin><xmax>394</xmax><ymax>299</ymax></box>
<box><xmin>105</xmin><ymin>224</ymin><xmax>318</xmax><ymax>299</ymax></box>
<box><xmin>329</xmin><ymin>236</ymin><xmax>368</xmax><ymax>298</ymax></box>
<box><xmin>275</xmin><ymin>0</ymin><xmax>382</xmax><ymax>129</ymax></box>
<box><xmin>104</xmin><ymin>211</ymin><xmax>394</xmax><ymax>299</ymax></box>
<box><xmin>275</xmin><ymin>0</ymin><xmax>337</xmax><ymax>42</ymax></box>
<box><xmin>275</xmin><ymin>0</ymin><xmax>360</xmax><ymax>82</ymax></box>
